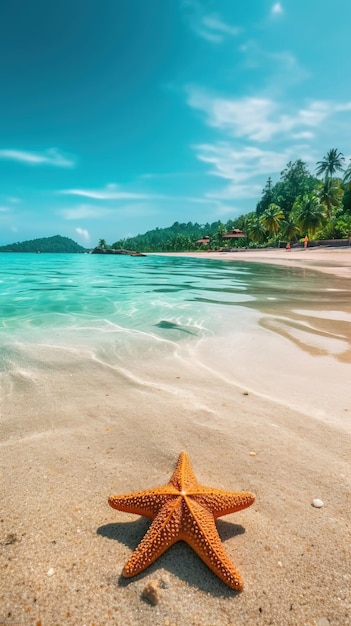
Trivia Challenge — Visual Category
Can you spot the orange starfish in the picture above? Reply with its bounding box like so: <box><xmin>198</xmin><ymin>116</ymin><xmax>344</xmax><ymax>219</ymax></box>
<box><xmin>108</xmin><ymin>451</ymin><xmax>255</xmax><ymax>590</ymax></box>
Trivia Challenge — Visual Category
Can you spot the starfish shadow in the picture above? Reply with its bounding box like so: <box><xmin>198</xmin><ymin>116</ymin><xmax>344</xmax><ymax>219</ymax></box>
<box><xmin>97</xmin><ymin>518</ymin><xmax>246</xmax><ymax>597</ymax></box>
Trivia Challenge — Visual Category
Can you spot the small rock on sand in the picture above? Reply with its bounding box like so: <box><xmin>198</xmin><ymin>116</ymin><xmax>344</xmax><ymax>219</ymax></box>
<box><xmin>1</xmin><ymin>533</ymin><xmax>17</xmax><ymax>545</ymax></box>
<box><xmin>312</xmin><ymin>498</ymin><xmax>324</xmax><ymax>508</ymax></box>
<box><xmin>141</xmin><ymin>580</ymin><xmax>160</xmax><ymax>606</ymax></box>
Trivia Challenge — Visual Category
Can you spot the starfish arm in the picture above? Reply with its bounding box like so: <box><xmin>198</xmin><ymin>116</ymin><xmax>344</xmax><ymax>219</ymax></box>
<box><xmin>168</xmin><ymin>451</ymin><xmax>199</xmax><ymax>492</ymax></box>
<box><xmin>192</xmin><ymin>489</ymin><xmax>255</xmax><ymax>519</ymax></box>
<box><xmin>122</xmin><ymin>498</ymin><xmax>183</xmax><ymax>577</ymax></box>
<box><xmin>181</xmin><ymin>498</ymin><xmax>246</xmax><ymax>591</ymax></box>
<box><xmin>108</xmin><ymin>486</ymin><xmax>179</xmax><ymax>519</ymax></box>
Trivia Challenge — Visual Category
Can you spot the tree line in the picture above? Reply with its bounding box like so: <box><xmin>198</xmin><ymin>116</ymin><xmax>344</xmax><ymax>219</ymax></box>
<box><xmin>103</xmin><ymin>148</ymin><xmax>351</xmax><ymax>252</ymax></box>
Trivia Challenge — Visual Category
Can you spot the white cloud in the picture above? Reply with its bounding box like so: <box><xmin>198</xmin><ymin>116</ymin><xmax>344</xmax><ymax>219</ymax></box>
<box><xmin>110</xmin><ymin>202</ymin><xmax>159</xmax><ymax>217</ymax></box>
<box><xmin>184</xmin><ymin>2</ymin><xmax>240</xmax><ymax>44</ymax></box>
<box><xmin>188</xmin><ymin>90</ymin><xmax>283</xmax><ymax>141</ymax></box>
<box><xmin>192</xmin><ymin>142</ymin><xmax>296</xmax><ymax>200</ymax></box>
<box><xmin>59</xmin><ymin>183</ymin><xmax>148</xmax><ymax>200</ymax></box>
<box><xmin>237</xmin><ymin>41</ymin><xmax>308</xmax><ymax>89</ymax></box>
<box><xmin>186</xmin><ymin>85</ymin><xmax>351</xmax><ymax>209</ymax></box>
<box><xmin>187</xmin><ymin>89</ymin><xmax>351</xmax><ymax>142</ymax></box>
<box><xmin>272</xmin><ymin>3</ymin><xmax>283</xmax><ymax>14</ymax></box>
<box><xmin>75</xmin><ymin>227</ymin><xmax>90</xmax><ymax>242</ymax></box>
<box><xmin>292</xmin><ymin>131</ymin><xmax>315</xmax><ymax>140</ymax></box>
<box><xmin>211</xmin><ymin>203</ymin><xmax>245</xmax><ymax>217</ymax></box>
<box><xmin>183</xmin><ymin>196</ymin><xmax>218</xmax><ymax>204</ymax></box>
<box><xmin>201</xmin><ymin>14</ymin><xmax>240</xmax><ymax>38</ymax></box>
<box><xmin>206</xmin><ymin>183</ymin><xmax>263</xmax><ymax>200</ymax></box>
<box><xmin>60</xmin><ymin>204</ymin><xmax>111</xmax><ymax>220</ymax></box>
<box><xmin>0</xmin><ymin>206</ymin><xmax>11</xmax><ymax>212</ymax></box>
<box><xmin>0</xmin><ymin>148</ymin><xmax>75</xmax><ymax>167</ymax></box>
<box><xmin>334</xmin><ymin>102</ymin><xmax>351</xmax><ymax>112</ymax></box>
<box><xmin>60</xmin><ymin>201</ymin><xmax>160</xmax><ymax>221</ymax></box>
<box><xmin>193</xmin><ymin>143</ymin><xmax>263</xmax><ymax>181</ymax></box>
<box><xmin>195</xmin><ymin>29</ymin><xmax>223</xmax><ymax>44</ymax></box>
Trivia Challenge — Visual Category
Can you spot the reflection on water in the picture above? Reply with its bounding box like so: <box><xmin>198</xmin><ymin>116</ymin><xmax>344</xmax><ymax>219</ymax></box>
<box><xmin>0</xmin><ymin>253</ymin><xmax>350</xmax><ymax>362</ymax></box>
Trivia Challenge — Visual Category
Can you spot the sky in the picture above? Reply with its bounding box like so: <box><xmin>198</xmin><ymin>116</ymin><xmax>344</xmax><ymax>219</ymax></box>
<box><xmin>1</xmin><ymin>0</ymin><xmax>351</xmax><ymax>247</ymax></box>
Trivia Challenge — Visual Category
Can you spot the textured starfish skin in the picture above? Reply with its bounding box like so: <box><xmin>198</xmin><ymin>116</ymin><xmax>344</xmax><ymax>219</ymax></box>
<box><xmin>108</xmin><ymin>451</ymin><xmax>255</xmax><ymax>590</ymax></box>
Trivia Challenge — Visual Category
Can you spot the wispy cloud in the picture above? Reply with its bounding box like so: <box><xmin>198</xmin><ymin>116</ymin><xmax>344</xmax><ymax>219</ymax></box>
<box><xmin>60</xmin><ymin>201</ymin><xmax>160</xmax><ymax>221</ymax></box>
<box><xmin>186</xmin><ymin>85</ymin><xmax>351</xmax><ymax>206</ymax></box>
<box><xmin>271</xmin><ymin>2</ymin><xmax>283</xmax><ymax>15</ymax></box>
<box><xmin>187</xmin><ymin>88</ymin><xmax>351</xmax><ymax>142</ymax></box>
<box><xmin>59</xmin><ymin>183</ymin><xmax>148</xmax><ymax>200</ymax></box>
<box><xmin>211</xmin><ymin>202</ymin><xmax>245</xmax><ymax>217</ymax></box>
<box><xmin>75</xmin><ymin>227</ymin><xmax>90</xmax><ymax>242</ymax></box>
<box><xmin>0</xmin><ymin>206</ymin><xmax>11</xmax><ymax>213</ymax></box>
<box><xmin>193</xmin><ymin>143</ymin><xmax>292</xmax><ymax>198</ymax></box>
<box><xmin>60</xmin><ymin>205</ymin><xmax>112</xmax><ymax>220</ymax></box>
<box><xmin>239</xmin><ymin>40</ymin><xmax>300</xmax><ymax>73</ymax></box>
<box><xmin>200</xmin><ymin>14</ymin><xmax>240</xmax><ymax>42</ymax></box>
<box><xmin>0</xmin><ymin>148</ymin><xmax>75</xmax><ymax>167</ymax></box>
<box><xmin>184</xmin><ymin>1</ymin><xmax>240</xmax><ymax>44</ymax></box>
<box><xmin>193</xmin><ymin>143</ymin><xmax>286</xmax><ymax>182</ymax></box>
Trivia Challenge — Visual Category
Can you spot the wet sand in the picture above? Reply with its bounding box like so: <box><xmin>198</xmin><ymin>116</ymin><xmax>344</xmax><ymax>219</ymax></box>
<box><xmin>1</xmin><ymin>248</ymin><xmax>351</xmax><ymax>625</ymax></box>
<box><xmin>154</xmin><ymin>246</ymin><xmax>351</xmax><ymax>277</ymax></box>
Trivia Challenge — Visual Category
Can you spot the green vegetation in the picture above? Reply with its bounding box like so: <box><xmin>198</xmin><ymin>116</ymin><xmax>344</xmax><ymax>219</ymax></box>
<box><xmin>107</xmin><ymin>149</ymin><xmax>351</xmax><ymax>252</ymax></box>
<box><xmin>0</xmin><ymin>235</ymin><xmax>87</xmax><ymax>253</ymax></box>
<box><xmin>110</xmin><ymin>220</ymin><xmax>235</xmax><ymax>252</ymax></box>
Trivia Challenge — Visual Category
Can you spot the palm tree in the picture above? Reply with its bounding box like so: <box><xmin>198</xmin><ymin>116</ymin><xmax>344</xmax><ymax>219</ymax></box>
<box><xmin>98</xmin><ymin>238</ymin><xmax>107</xmax><ymax>249</ymax></box>
<box><xmin>247</xmin><ymin>216</ymin><xmax>266</xmax><ymax>243</ymax></box>
<box><xmin>317</xmin><ymin>178</ymin><xmax>344</xmax><ymax>218</ymax></box>
<box><xmin>280</xmin><ymin>216</ymin><xmax>301</xmax><ymax>242</ymax></box>
<box><xmin>292</xmin><ymin>193</ymin><xmax>325</xmax><ymax>236</ymax></box>
<box><xmin>343</xmin><ymin>160</ymin><xmax>351</xmax><ymax>185</ymax></box>
<box><xmin>316</xmin><ymin>148</ymin><xmax>345</xmax><ymax>180</ymax></box>
<box><xmin>260</xmin><ymin>203</ymin><xmax>285</xmax><ymax>236</ymax></box>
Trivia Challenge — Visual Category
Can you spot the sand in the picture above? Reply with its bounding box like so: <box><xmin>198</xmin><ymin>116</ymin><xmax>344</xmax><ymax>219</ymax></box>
<box><xmin>154</xmin><ymin>245</ymin><xmax>351</xmax><ymax>278</ymax></box>
<box><xmin>1</xmin><ymin>247</ymin><xmax>351</xmax><ymax>626</ymax></box>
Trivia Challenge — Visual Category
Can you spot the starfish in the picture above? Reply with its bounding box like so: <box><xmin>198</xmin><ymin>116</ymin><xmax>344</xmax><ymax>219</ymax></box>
<box><xmin>108</xmin><ymin>451</ymin><xmax>255</xmax><ymax>590</ymax></box>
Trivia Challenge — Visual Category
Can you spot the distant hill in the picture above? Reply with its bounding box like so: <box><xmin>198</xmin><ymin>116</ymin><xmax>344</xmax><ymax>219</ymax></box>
<box><xmin>0</xmin><ymin>235</ymin><xmax>87</xmax><ymax>253</ymax></box>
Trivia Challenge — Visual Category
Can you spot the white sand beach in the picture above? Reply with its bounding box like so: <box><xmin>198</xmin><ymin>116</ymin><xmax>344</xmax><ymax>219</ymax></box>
<box><xmin>1</xmin><ymin>247</ymin><xmax>351</xmax><ymax>626</ymax></box>
<box><xmin>154</xmin><ymin>245</ymin><xmax>351</xmax><ymax>278</ymax></box>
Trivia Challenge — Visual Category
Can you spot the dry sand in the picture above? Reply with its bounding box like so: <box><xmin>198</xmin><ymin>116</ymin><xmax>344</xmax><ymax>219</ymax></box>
<box><xmin>1</xmin><ymin>247</ymin><xmax>351</xmax><ymax>626</ymax></box>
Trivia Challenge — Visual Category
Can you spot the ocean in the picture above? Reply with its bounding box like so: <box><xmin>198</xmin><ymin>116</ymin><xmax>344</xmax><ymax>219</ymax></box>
<box><xmin>1</xmin><ymin>252</ymin><xmax>351</xmax><ymax>422</ymax></box>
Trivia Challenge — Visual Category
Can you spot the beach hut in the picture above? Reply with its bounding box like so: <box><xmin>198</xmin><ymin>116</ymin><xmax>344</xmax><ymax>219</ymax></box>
<box><xmin>196</xmin><ymin>236</ymin><xmax>211</xmax><ymax>245</ymax></box>
<box><xmin>222</xmin><ymin>228</ymin><xmax>246</xmax><ymax>240</ymax></box>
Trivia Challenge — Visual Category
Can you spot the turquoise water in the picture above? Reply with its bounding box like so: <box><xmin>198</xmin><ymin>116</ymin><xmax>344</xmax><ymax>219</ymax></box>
<box><xmin>0</xmin><ymin>252</ymin><xmax>350</xmax><ymax>348</ymax></box>
<box><xmin>1</xmin><ymin>252</ymin><xmax>351</xmax><ymax>421</ymax></box>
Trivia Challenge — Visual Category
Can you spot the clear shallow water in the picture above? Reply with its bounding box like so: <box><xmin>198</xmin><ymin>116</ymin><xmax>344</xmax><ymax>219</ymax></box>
<box><xmin>1</xmin><ymin>252</ymin><xmax>351</xmax><ymax>424</ymax></box>
<box><xmin>0</xmin><ymin>252</ymin><xmax>350</xmax><ymax>358</ymax></box>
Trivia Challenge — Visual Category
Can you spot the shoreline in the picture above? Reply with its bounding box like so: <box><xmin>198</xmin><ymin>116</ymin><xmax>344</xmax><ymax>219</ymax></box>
<box><xmin>152</xmin><ymin>246</ymin><xmax>351</xmax><ymax>278</ymax></box>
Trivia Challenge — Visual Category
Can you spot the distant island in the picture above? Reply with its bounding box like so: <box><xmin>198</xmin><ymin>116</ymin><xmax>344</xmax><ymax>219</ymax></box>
<box><xmin>0</xmin><ymin>235</ymin><xmax>87</xmax><ymax>253</ymax></box>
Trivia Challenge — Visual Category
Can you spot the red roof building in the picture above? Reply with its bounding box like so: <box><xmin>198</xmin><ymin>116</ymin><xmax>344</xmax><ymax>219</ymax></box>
<box><xmin>222</xmin><ymin>228</ymin><xmax>246</xmax><ymax>239</ymax></box>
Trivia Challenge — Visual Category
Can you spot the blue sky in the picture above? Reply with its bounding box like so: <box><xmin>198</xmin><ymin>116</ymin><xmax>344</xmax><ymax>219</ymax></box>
<box><xmin>1</xmin><ymin>0</ymin><xmax>351</xmax><ymax>246</ymax></box>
